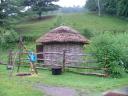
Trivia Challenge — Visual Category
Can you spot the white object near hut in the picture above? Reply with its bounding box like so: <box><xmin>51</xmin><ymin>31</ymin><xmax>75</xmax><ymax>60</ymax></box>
<box><xmin>36</xmin><ymin>26</ymin><xmax>89</xmax><ymax>66</ymax></box>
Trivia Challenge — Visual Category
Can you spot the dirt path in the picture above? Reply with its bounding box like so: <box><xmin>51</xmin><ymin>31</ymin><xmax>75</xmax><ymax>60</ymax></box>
<box><xmin>34</xmin><ymin>83</ymin><xmax>87</xmax><ymax>96</ymax></box>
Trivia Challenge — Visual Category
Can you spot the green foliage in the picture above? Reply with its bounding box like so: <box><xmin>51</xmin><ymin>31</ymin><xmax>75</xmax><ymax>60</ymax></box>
<box><xmin>0</xmin><ymin>28</ymin><xmax>18</xmax><ymax>48</ymax></box>
<box><xmin>101</xmin><ymin>0</ymin><xmax>117</xmax><ymax>15</ymax></box>
<box><xmin>85</xmin><ymin>0</ymin><xmax>98</xmax><ymax>12</ymax></box>
<box><xmin>22</xmin><ymin>0</ymin><xmax>59</xmax><ymax>18</ymax></box>
<box><xmin>122</xmin><ymin>51</ymin><xmax>128</xmax><ymax>72</ymax></box>
<box><xmin>117</xmin><ymin>0</ymin><xmax>128</xmax><ymax>17</ymax></box>
<box><xmin>53</xmin><ymin>16</ymin><xmax>63</xmax><ymax>27</ymax></box>
<box><xmin>114</xmin><ymin>33</ymin><xmax>128</xmax><ymax>72</ymax></box>
<box><xmin>85</xmin><ymin>0</ymin><xmax>128</xmax><ymax>17</ymax></box>
<box><xmin>90</xmin><ymin>33</ymin><xmax>124</xmax><ymax>77</ymax></box>
<box><xmin>81</xmin><ymin>28</ymin><xmax>93</xmax><ymax>39</ymax></box>
<box><xmin>0</xmin><ymin>0</ymin><xmax>21</xmax><ymax>27</ymax></box>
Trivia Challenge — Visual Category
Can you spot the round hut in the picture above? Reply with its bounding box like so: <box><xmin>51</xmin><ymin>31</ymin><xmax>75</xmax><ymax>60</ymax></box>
<box><xmin>36</xmin><ymin>26</ymin><xmax>89</xmax><ymax>66</ymax></box>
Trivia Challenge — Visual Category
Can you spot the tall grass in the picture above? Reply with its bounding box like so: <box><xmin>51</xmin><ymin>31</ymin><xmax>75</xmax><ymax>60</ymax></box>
<box><xmin>87</xmin><ymin>32</ymin><xmax>128</xmax><ymax>77</ymax></box>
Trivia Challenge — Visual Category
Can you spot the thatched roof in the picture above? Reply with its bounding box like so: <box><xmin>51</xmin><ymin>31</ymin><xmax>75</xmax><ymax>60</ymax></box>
<box><xmin>36</xmin><ymin>26</ymin><xmax>89</xmax><ymax>44</ymax></box>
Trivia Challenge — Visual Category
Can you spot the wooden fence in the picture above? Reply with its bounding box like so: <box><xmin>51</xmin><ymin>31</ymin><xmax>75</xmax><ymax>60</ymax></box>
<box><xmin>4</xmin><ymin>50</ymin><xmax>108</xmax><ymax>77</ymax></box>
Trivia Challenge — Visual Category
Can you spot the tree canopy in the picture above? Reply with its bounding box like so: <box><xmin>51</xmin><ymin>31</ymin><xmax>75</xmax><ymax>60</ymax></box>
<box><xmin>0</xmin><ymin>0</ymin><xmax>21</xmax><ymax>27</ymax></box>
<box><xmin>85</xmin><ymin>0</ymin><xmax>128</xmax><ymax>17</ymax></box>
<box><xmin>23</xmin><ymin>0</ymin><xmax>60</xmax><ymax>18</ymax></box>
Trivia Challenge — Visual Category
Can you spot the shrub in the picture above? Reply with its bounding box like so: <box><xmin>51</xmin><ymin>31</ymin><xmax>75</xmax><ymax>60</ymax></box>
<box><xmin>90</xmin><ymin>33</ymin><xmax>124</xmax><ymax>77</ymax></box>
<box><xmin>0</xmin><ymin>28</ymin><xmax>18</xmax><ymax>48</ymax></box>
<box><xmin>114</xmin><ymin>33</ymin><xmax>128</xmax><ymax>72</ymax></box>
<box><xmin>81</xmin><ymin>28</ymin><xmax>93</xmax><ymax>39</ymax></box>
<box><xmin>53</xmin><ymin>16</ymin><xmax>63</xmax><ymax>27</ymax></box>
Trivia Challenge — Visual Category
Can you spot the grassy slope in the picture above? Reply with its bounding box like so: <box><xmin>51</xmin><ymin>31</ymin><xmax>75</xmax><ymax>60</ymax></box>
<box><xmin>0</xmin><ymin>13</ymin><xmax>128</xmax><ymax>96</ymax></box>
<box><xmin>16</xmin><ymin>13</ymin><xmax>128</xmax><ymax>38</ymax></box>
<box><xmin>61</xmin><ymin>13</ymin><xmax>128</xmax><ymax>33</ymax></box>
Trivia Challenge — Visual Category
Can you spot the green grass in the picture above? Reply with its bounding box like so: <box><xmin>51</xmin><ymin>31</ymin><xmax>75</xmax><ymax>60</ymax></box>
<box><xmin>61</xmin><ymin>13</ymin><xmax>128</xmax><ymax>33</ymax></box>
<box><xmin>0</xmin><ymin>65</ymin><xmax>128</xmax><ymax>96</ymax></box>
<box><xmin>15</xmin><ymin>17</ymin><xmax>57</xmax><ymax>37</ymax></box>
<box><xmin>0</xmin><ymin>65</ymin><xmax>43</xmax><ymax>96</ymax></box>
<box><xmin>16</xmin><ymin>13</ymin><xmax>128</xmax><ymax>39</ymax></box>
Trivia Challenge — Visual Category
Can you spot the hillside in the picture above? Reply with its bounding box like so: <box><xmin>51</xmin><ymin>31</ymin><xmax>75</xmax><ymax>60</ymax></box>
<box><xmin>16</xmin><ymin>13</ymin><xmax>128</xmax><ymax>39</ymax></box>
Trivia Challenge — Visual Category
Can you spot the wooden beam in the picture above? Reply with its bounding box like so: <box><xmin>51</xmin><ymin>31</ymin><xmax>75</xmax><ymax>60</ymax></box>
<box><xmin>62</xmin><ymin>50</ymin><xmax>66</xmax><ymax>72</ymax></box>
<box><xmin>68</xmin><ymin>71</ymin><xmax>108</xmax><ymax>77</ymax></box>
<box><xmin>66</xmin><ymin>60</ymin><xmax>97</xmax><ymax>63</ymax></box>
<box><xmin>66</xmin><ymin>65</ymin><xmax>107</xmax><ymax>70</ymax></box>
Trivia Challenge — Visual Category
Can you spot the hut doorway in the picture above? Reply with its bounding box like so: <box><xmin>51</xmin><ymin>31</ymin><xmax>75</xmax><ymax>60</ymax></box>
<box><xmin>36</xmin><ymin>44</ymin><xmax>44</xmax><ymax>63</ymax></box>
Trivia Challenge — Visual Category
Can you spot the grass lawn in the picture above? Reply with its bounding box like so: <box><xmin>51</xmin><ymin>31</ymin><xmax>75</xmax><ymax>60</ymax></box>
<box><xmin>0</xmin><ymin>65</ymin><xmax>43</xmax><ymax>96</ymax></box>
<box><xmin>0</xmin><ymin>65</ymin><xmax>128</xmax><ymax>96</ymax></box>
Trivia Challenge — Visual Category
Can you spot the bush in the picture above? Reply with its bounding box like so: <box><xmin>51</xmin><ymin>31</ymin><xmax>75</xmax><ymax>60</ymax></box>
<box><xmin>90</xmin><ymin>33</ymin><xmax>124</xmax><ymax>77</ymax></box>
<box><xmin>121</xmin><ymin>49</ymin><xmax>128</xmax><ymax>72</ymax></box>
<box><xmin>81</xmin><ymin>28</ymin><xmax>93</xmax><ymax>39</ymax></box>
<box><xmin>53</xmin><ymin>16</ymin><xmax>63</xmax><ymax>27</ymax></box>
<box><xmin>0</xmin><ymin>28</ymin><xmax>18</xmax><ymax>48</ymax></box>
<box><xmin>114</xmin><ymin>33</ymin><xmax>128</xmax><ymax>72</ymax></box>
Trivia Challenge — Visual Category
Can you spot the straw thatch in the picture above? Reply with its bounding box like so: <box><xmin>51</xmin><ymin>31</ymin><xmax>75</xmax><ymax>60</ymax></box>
<box><xmin>36</xmin><ymin>26</ymin><xmax>88</xmax><ymax>44</ymax></box>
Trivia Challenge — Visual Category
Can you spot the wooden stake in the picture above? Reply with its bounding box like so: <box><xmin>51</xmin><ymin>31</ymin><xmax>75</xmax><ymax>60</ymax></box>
<box><xmin>17</xmin><ymin>31</ymin><xmax>23</xmax><ymax>72</ymax></box>
<box><xmin>62</xmin><ymin>50</ymin><xmax>66</xmax><ymax>72</ymax></box>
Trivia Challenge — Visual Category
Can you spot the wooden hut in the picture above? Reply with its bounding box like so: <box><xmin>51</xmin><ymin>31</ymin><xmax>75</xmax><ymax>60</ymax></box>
<box><xmin>36</xmin><ymin>26</ymin><xmax>89</xmax><ymax>66</ymax></box>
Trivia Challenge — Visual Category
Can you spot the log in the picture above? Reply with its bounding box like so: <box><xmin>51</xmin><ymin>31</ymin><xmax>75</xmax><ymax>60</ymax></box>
<box><xmin>36</xmin><ymin>52</ymin><xmax>63</xmax><ymax>55</ymax></box>
<box><xmin>68</xmin><ymin>71</ymin><xmax>108</xmax><ymax>77</ymax></box>
<box><xmin>66</xmin><ymin>65</ymin><xmax>107</xmax><ymax>70</ymax></box>
<box><xmin>66</xmin><ymin>60</ymin><xmax>97</xmax><ymax>63</ymax></box>
<box><xmin>0</xmin><ymin>62</ymin><xmax>7</xmax><ymax>65</ymax></box>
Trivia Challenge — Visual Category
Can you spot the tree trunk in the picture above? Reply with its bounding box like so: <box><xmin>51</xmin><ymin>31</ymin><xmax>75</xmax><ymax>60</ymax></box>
<box><xmin>38</xmin><ymin>12</ymin><xmax>42</xmax><ymax>19</ymax></box>
<box><xmin>97</xmin><ymin>0</ymin><xmax>101</xmax><ymax>16</ymax></box>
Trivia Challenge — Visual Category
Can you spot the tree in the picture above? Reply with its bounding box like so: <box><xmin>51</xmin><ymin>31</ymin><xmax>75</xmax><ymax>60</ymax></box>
<box><xmin>97</xmin><ymin>0</ymin><xmax>101</xmax><ymax>16</ymax></box>
<box><xmin>0</xmin><ymin>0</ymin><xmax>19</xmax><ymax>48</ymax></box>
<box><xmin>101</xmin><ymin>0</ymin><xmax>117</xmax><ymax>15</ymax></box>
<box><xmin>23</xmin><ymin>0</ymin><xmax>60</xmax><ymax>19</ymax></box>
<box><xmin>117</xmin><ymin>0</ymin><xmax>128</xmax><ymax>17</ymax></box>
<box><xmin>85</xmin><ymin>0</ymin><xmax>101</xmax><ymax>16</ymax></box>
<box><xmin>85</xmin><ymin>0</ymin><xmax>98</xmax><ymax>12</ymax></box>
<box><xmin>85</xmin><ymin>0</ymin><xmax>128</xmax><ymax>17</ymax></box>
<box><xmin>0</xmin><ymin>0</ymin><xmax>8</xmax><ymax>26</ymax></box>
<box><xmin>0</xmin><ymin>0</ymin><xmax>21</xmax><ymax>27</ymax></box>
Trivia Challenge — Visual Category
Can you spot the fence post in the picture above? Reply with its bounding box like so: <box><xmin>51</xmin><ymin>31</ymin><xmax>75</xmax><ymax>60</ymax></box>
<box><xmin>8</xmin><ymin>49</ymin><xmax>13</xmax><ymax>68</ymax></box>
<box><xmin>17</xmin><ymin>50</ymin><xmax>21</xmax><ymax>72</ymax></box>
<box><xmin>7</xmin><ymin>49</ymin><xmax>14</xmax><ymax>78</ymax></box>
<box><xmin>62</xmin><ymin>50</ymin><xmax>66</xmax><ymax>72</ymax></box>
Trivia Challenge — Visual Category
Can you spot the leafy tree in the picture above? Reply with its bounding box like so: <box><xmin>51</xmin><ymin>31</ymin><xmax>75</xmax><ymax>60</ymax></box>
<box><xmin>0</xmin><ymin>0</ymin><xmax>8</xmax><ymax>26</ymax></box>
<box><xmin>23</xmin><ymin>0</ymin><xmax>59</xmax><ymax>19</ymax></box>
<box><xmin>85</xmin><ymin>0</ymin><xmax>128</xmax><ymax>17</ymax></box>
<box><xmin>0</xmin><ymin>0</ymin><xmax>21</xmax><ymax>27</ymax></box>
<box><xmin>117</xmin><ymin>0</ymin><xmax>128</xmax><ymax>17</ymax></box>
<box><xmin>0</xmin><ymin>0</ymin><xmax>19</xmax><ymax>48</ymax></box>
<box><xmin>85</xmin><ymin>0</ymin><xmax>98</xmax><ymax>12</ymax></box>
<box><xmin>101</xmin><ymin>0</ymin><xmax>117</xmax><ymax>15</ymax></box>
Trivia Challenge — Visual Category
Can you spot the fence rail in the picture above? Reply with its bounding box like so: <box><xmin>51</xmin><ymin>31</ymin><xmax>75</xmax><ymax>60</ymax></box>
<box><xmin>0</xmin><ymin>50</ymin><xmax>109</xmax><ymax>77</ymax></box>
